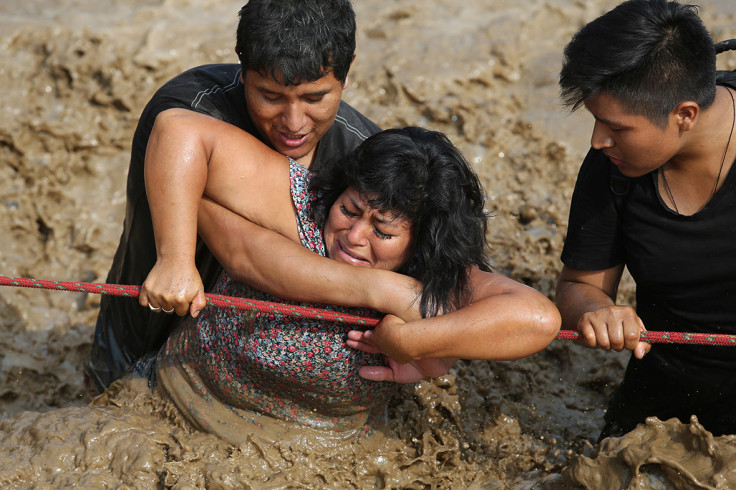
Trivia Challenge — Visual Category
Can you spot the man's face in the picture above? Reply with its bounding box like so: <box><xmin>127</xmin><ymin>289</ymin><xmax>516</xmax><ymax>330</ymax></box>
<box><xmin>584</xmin><ymin>93</ymin><xmax>682</xmax><ymax>178</ymax></box>
<box><xmin>243</xmin><ymin>68</ymin><xmax>347</xmax><ymax>166</ymax></box>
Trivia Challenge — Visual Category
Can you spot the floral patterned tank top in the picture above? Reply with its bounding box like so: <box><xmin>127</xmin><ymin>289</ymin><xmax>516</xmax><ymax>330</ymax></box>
<box><xmin>155</xmin><ymin>160</ymin><xmax>396</xmax><ymax>439</ymax></box>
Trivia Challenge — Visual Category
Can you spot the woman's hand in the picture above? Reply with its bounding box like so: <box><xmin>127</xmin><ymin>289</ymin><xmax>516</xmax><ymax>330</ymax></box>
<box><xmin>139</xmin><ymin>257</ymin><xmax>206</xmax><ymax>317</ymax></box>
<box><xmin>347</xmin><ymin>315</ymin><xmax>456</xmax><ymax>383</ymax></box>
<box><xmin>347</xmin><ymin>314</ymin><xmax>410</xmax><ymax>361</ymax></box>
<box><xmin>357</xmin><ymin>357</ymin><xmax>456</xmax><ymax>383</ymax></box>
<box><xmin>577</xmin><ymin>305</ymin><xmax>650</xmax><ymax>359</ymax></box>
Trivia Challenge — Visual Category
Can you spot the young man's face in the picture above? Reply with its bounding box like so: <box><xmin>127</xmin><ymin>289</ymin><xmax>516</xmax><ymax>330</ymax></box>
<box><xmin>584</xmin><ymin>93</ymin><xmax>682</xmax><ymax>178</ymax></box>
<box><xmin>243</xmin><ymin>68</ymin><xmax>347</xmax><ymax>167</ymax></box>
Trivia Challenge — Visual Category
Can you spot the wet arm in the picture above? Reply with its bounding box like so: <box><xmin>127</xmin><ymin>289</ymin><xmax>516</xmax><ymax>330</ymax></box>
<box><xmin>198</xmin><ymin>198</ymin><xmax>424</xmax><ymax>321</ymax></box>
<box><xmin>148</xmin><ymin>108</ymin><xmax>297</xmax><ymax>241</ymax></box>
<box><xmin>556</xmin><ymin>265</ymin><xmax>622</xmax><ymax>331</ymax></box>
<box><xmin>140</xmin><ymin>110</ymin><xmax>212</xmax><ymax>314</ymax></box>
<box><xmin>141</xmin><ymin>108</ymin><xmax>298</xmax><ymax>314</ymax></box>
<box><xmin>147</xmin><ymin>109</ymin><xmax>423</xmax><ymax>320</ymax></box>
<box><xmin>370</xmin><ymin>267</ymin><xmax>562</xmax><ymax>362</ymax></box>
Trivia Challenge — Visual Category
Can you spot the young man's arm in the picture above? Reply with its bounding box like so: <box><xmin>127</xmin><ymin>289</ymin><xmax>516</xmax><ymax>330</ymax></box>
<box><xmin>555</xmin><ymin>264</ymin><xmax>650</xmax><ymax>359</ymax></box>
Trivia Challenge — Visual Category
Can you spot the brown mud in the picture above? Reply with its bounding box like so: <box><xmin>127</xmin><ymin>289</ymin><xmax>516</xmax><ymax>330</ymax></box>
<box><xmin>1</xmin><ymin>0</ymin><xmax>735</xmax><ymax>488</ymax></box>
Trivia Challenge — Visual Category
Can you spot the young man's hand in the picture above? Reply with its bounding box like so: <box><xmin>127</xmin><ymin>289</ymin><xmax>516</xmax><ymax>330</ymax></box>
<box><xmin>577</xmin><ymin>305</ymin><xmax>651</xmax><ymax>359</ymax></box>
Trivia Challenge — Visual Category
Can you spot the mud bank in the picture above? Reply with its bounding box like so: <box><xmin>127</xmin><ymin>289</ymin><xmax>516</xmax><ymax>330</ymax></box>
<box><xmin>1</xmin><ymin>0</ymin><xmax>736</xmax><ymax>487</ymax></box>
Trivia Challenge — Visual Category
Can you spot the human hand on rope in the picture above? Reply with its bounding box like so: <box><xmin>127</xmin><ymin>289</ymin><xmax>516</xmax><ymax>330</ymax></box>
<box><xmin>347</xmin><ymin>315</ymin><xmax>455</xmax><ymax>383</ymax></box>
<box><xmin>140</xmin><ymin>257</ymin><xmax>206</xmax><ymax>317</ymax></box>
<box><xmin>577</xmin><ymin>305</ymin><xmax>651</xmax><ymax>359</ymax></box>
<box><xmin>347</xmin><ymin>314</ymin><xmax>410</xmax><ymax>360</ymax></box>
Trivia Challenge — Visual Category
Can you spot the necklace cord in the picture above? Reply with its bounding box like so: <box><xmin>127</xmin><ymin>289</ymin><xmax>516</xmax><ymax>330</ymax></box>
<box><xmin>660</xmin><ymin>86</ymin><xmax>736</xmax><ymax>213</ymax></box>
<box><xmin>660</xmin><ymin>165</ymin><xmax>679</xmax><ymax>213</ymax></box>
<box><xmin>715</xmin><ymin>87</ymin><xmax>736</xmax><ymax>196</ymax></box>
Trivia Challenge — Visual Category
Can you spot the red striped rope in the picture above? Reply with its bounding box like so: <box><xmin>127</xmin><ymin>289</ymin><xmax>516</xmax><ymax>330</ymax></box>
<box><xmin>0</xmin><ymin>276</ymin><xmax>378</xmax><ymax>326</ymax></box>
<box><xmin>2</xmin><ymin>275</ymin><xmax>736</xmax><ymax>346</ymax></box>
<box><xmin>555</xmin><ymin>328</ymin><xmax>736</xmax><ymax>346</ymax></box>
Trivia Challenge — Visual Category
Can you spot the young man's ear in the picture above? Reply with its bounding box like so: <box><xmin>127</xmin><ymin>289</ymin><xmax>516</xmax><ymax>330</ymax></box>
<box><xmin>675</xmin><ymin>101</ymin><xmax>699</xmax><ymax>132</ymax></box>
<box><xmin>342</xmin><ymin>54</ymin><xmax>357</xmax><ymax>89</ymax></box>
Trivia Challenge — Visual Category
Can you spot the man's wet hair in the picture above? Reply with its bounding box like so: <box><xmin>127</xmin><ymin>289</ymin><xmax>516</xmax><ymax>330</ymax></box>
<box><xmin>312</xmin><ymin>127</ymin><xmax>492</xmax><ymax>318</ymax></box>
<box><xmin>559</xmin><ymin>0</ymin><xmax>716</xmax><ymax>126</ymax></box>
<box><xmin>235</xmin><ymin>0</ymin><xmax>356</xmax><ymax>85</ymax></box>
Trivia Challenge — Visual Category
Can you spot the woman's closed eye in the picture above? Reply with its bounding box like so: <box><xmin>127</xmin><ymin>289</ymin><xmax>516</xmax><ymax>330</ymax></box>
<box><xmin>373</xmin><ymin>226</ymin><xmax>393</xmax><ymax>240</ymax></box>
<box><xmin>340</xmin><ymin>204</ymin><xmax>358</xmax><ymax>218</ymax></box>
<box><xmin>341</xmin><ymin>204</ymin><xmax>395</xmax><ymax>239</ymax></box>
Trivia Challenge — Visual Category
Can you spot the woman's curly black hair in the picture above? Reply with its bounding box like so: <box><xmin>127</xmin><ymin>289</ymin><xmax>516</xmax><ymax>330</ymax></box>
<box><xmin>310</xmin><ymin>126</ymin><xmax>491</xmax><ymax>318</ymax></box>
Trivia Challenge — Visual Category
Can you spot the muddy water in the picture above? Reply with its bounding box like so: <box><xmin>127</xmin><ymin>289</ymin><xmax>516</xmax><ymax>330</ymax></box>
<box><xmin>1</xmin><ymin>0</ymin><xmax>736</xmax><ymax>487</ymax></box>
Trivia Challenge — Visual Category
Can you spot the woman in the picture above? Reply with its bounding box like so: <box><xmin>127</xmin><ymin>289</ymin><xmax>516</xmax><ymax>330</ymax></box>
<box><xmin>139</xmin><ymin>110</ymin><xmax>560</xmax><ymax>442</ymax></box>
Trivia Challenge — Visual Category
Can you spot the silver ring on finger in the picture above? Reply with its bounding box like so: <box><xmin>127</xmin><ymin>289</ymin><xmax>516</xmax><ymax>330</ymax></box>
<box><xmin>162</xmin><ymin>306</ymin><xmax>175</xmax><ymax>314</ymax></box>
<box><xmin>149</xmin><ymin>304</ymin><xmax>161</xmax><ymax>312</ymax></box>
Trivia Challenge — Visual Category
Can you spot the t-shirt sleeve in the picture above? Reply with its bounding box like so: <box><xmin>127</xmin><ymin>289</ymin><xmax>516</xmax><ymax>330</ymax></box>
<box><xmin>130</xmin><ymin>65</ymin><xmax>248</xmax><ymax>181</ymax></box>
<box><xmin>310</xmin><ymin>100</ymin><xmax>381</xmax><ymax>173</ymax></box>
<box><xmin>560</xmin><ymin>149</ymin><xmax>626</xmax><ymax>270</ymax></box>
<box><xmin>147</xmin><ymin>65</ymin><xmax>246</xmax><ymax>121</ymax></box>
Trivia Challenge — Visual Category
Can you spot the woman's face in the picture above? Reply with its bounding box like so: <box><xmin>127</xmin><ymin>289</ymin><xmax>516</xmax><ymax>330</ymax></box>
<box><xmin>323</xmin><ymin>187</ymin><xmax>414</xmax><ymax>271</ymax></box>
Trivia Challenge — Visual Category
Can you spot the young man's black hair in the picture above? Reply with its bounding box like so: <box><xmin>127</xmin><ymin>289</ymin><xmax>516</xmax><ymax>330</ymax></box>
<box><xmin>559</xmin><ymin>0</ymin><xmax>716</xmax><ymax>127</ymax></box>
<box><xmin>236</xmin><ymin>0</ymin><xmax>356</xmax><ymax>85</ymax></box>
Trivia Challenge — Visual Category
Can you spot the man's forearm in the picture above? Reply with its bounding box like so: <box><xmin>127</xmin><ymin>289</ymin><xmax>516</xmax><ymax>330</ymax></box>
<box><xmin>555</xmin><ymin>265</ymin><xmax>624</xmax><ymax>331</ymax></box>
<box><xmin>555</xmin><ymin>279</ymin><xmax>616</xmax><ymax>331</ymax></box>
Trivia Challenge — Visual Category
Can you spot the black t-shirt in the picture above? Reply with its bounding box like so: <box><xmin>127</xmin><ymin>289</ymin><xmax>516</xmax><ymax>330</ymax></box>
<box><xmin>90</xmin><ymin>64</ymin><xmax>381</xmax><ymax>386</ymax></box>
<box><xmin>561</xmin><ymin>145</ymin><xmax>736</xmax><ymax>381</ymax></box>
<box><xmin>562</xmin><ymin>79</ymin><xmax>736</xmax><ymax>436</ymax></box>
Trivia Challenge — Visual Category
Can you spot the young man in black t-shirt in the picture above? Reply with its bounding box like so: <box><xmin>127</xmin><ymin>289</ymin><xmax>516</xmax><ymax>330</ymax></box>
<box><xmin>84</xmin><ymin>0</ymin><xmax>382</xmax><ymax>394</ymax></box>
<box><xmin>556</xmin><ymin>0</ymin><xmax>736</xmax><ymax>439</ymax></box>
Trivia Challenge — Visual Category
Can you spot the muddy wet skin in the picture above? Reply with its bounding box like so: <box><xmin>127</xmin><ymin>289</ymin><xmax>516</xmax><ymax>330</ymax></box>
<box><xmin>1</xmin><ymin>0</ymin><xmax>736</xmax><ymax>488</ymax></box>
